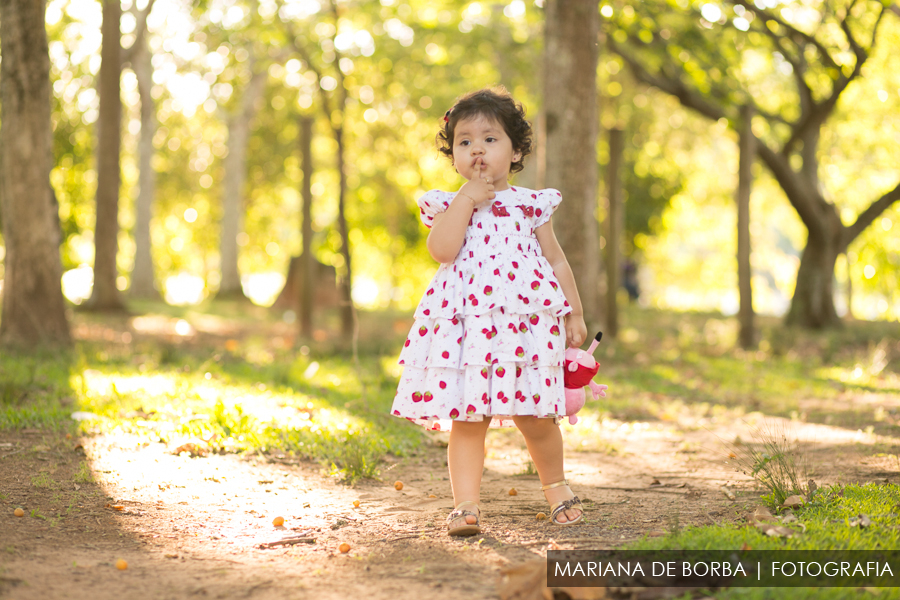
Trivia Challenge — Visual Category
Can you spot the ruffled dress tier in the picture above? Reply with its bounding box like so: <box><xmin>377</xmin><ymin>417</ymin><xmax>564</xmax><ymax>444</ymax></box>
<box><xmin>392</xmin><ymin>186</ymin><xmax>571</xmax><ymax>431</ymax></box>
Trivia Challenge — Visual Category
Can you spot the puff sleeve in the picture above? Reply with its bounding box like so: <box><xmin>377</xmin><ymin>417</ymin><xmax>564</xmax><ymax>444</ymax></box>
<box><xmin>416</xmin><ymin>190</ymin><xmax>451</xmax><ymax>229</ymax></box>
<box><xmin>534</xmin><ymin>188</ymin><xmax>563</xmax><ymax>228</ymax></box>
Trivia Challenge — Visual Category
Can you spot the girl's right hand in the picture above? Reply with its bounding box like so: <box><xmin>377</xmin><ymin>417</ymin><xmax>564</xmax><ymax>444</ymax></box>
<box><xmin>457</xmin><ymin>158</ymin><xmax>494</xmax><ymax>208</ymax></box>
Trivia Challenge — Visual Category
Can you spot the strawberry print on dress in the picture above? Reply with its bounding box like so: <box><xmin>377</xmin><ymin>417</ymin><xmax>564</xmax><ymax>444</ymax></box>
<box><xmin>393</xmin><ymin>187</ymin><xmax>570</xmax><ymax>431</ymax></box>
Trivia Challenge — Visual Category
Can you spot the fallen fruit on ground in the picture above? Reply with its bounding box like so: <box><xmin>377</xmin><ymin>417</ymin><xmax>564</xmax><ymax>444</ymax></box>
<box><xmin>272</xmin><ymin>516</ymin><xmax>284</xmax><ymax>527</ymax></box>
<box><xmin>509</xmin><ymin>488</ymin><xmax>517</xmax><ymax>496</ymax></box>
<box><xmin>353</xmin><ymin>500</ymin><xmax>360</xmax><ymax>508</ymax></box>
<box><xmin>14</xmin><ymin>507</ymin><xmax>24</xmax><ymax>517</ymax></box>
<box><xmin>536</xmin><ymin>512</ymin><xmax>546</xmax><ymax>520</ymax></box>
<box><xmin>394</xmin><ymin>481</ymin><xmax>403</xmax><ymax>490</ymax></box>
<box><xmin>428</xmin><ymin>494</ymin><xmax>437</xmax><ymax>498</ymax></box>
<box><xmin>339</xmin><ymin>543</ymin><xmax>351</xmax><ymax>553</ymax></box>
<box><xmin>115</xmin><ymin>559</ymin><xmax>128</xmax><ymax>570</ymax></box>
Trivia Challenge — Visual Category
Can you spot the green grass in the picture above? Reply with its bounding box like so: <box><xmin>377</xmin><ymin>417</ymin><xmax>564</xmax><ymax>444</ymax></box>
<box><xmin>622</xmin><ymin>483</ymin><xmax>900</xmax><ymax>598</ymax></box>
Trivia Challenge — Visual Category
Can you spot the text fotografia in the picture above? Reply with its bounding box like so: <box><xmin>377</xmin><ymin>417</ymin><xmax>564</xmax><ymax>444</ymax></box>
<box><xmin>546</xmin><ymin>550</ymin><xmax>900</xmax><ymax>588</ymax></box>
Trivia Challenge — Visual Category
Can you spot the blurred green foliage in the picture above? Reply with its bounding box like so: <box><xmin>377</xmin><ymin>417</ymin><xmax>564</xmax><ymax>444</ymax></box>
<box><xmin>2</xmin><ymin>0</ymin><xmax>897</xmax><ymax>318</ymax></box>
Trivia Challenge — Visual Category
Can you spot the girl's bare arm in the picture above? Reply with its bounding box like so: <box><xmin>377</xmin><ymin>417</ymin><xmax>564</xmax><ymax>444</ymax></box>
<box><xmin>426</xmin><ymin>160</ymin><xmax>494</xmax><ymax>263</ymax></box>
<box><xmin>535</xmin><ymin>218</ymin><xmax>587</xmax><ymax>348</ymax></box>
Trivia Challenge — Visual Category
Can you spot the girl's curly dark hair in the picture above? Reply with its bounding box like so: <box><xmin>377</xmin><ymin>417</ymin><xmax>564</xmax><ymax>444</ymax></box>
<box><xmin>436</xmin><ymin>87</ymin><xmax>533</xmax><ymax>174</ymax></box>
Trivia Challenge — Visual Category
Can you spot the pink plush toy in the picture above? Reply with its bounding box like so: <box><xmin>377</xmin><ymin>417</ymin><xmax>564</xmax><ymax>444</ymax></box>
<box><xmin>563</xmin><ymin>331</ymin><xmax>608</xmax><ymax>424</ymax></box>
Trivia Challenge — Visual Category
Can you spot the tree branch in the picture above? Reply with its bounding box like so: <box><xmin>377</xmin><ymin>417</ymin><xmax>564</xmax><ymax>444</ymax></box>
<box><xmin>609</xmin><ymin>39</ymin><xmax>727</xmax><ymax>122</ymax></box>
<box><xmin>121</xmin><ymin>0</ymin><xmax>157</xmax><ymax>67</ymax></box>
<box><xmin>842</xmin><ymin>181</ymin><xmax>900</xmax><ymax>248</ymax></box>
<box><xmin>753</xmin><ymin>138</ymin><xmax>823</xmax><ymax>232</ymax></box>
<box><xmin>733</xmin><ymin>0</ymin><xmax>840</xmax><ymax>70</ymax></box>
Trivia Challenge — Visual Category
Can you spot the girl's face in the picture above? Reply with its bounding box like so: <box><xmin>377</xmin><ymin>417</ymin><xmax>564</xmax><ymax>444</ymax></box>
<box><xmin>451</xmin><ymin>115</ymin><xmax>521</xmax><ymax>191</ymax></box>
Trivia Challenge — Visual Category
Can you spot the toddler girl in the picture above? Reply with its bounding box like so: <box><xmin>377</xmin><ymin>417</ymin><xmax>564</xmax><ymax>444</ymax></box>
<box><xmin>391</xmin><ymin>87</ymin><xmax>588</xmax><ymax>536</ymax></box>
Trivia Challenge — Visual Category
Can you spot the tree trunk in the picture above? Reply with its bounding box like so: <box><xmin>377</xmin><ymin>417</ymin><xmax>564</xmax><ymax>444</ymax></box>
<box><xmin>543</xmin><ymin>0</ymin><xmax>600</xmax><ymax>325</ymax></box>
<box><xmin>333</xmin><ymin>120</ymin><xmax>354</xmax><ymax>336</ymax></box>
<box><xmin>299</xmin><ymin>116</ymin><xmax>314</xmax><ymax>339</ymax></box>
<box><xmin>86</xmin><ymin>0</ymin><xmax>125</xmax><ymax>311</ymax></box>
<box><xmin>605</xmin><ymin>128</ymin><xmax>624</xmax><ymax>340</ymax></box>
<box><xmin>736</xmin><ymin>105</ymin><xmax>755</xmax><ymax>348</ymax></box>
<box><xmin>0</xmin><ymin>0</ymin><xmax>71</xmax><ymax>346</ymax></box>
<box><xmin>129</xmin><ymin>28</ymin><xmax>158</xmax><ymax>299</ymax></box>
<box><xmin>218</xmin><ymin>64</ymin><xmax>267</xmax><ymax>298</ymax></box>
<box><xmin>786</xmin><ymin>209</ymin><xmax>842</xmax><ymax>328</ymax></box>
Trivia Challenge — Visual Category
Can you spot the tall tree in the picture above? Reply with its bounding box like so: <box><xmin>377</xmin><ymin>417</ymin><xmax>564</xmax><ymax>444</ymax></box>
<box><xmin>86</xmin><ymin>0</ymin><xmax>126</xmax><ymax>311</ymax></box>
<box><xmin>608</xmin><ymin>0</ymin><xmax>900</xmax><ymax>328</ymax></box>
<box><xmin>0</xmin><ymin>0</ymin><xmax>71</xmax><ymax>346</ymax></box>
<box><xmin>289</xmin><ymin>0</ymin><xmax>355</xmax><ymax>336</ymax></box>
<box><xmin>605</xmin><ymin>128</ymin><xmax>625</xmax><ymax>339</ymax></box>
<box><xmin>544</xmin><ymin>0</ymin><xmax>601</xmax><ymax>326</ymax></box>
<box><xmin>125</xmin><ymin>0</ymin><xmax>160</xmax><ymax>299</ymax></box>
<box><xmin>218</xmin><ymin>58</ymin><xmax>268</xmax><ymax>298</ymax></box>
<box><xmin>736</xmin><ymin>105</ymin><xmax>755</xmax><ymax>348</ymax></box>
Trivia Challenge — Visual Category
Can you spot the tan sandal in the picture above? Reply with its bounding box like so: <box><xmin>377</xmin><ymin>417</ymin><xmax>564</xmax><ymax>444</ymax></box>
<box><xmin>541</xmin><ymin>479</ymin><xmax>584</xmax><ymax>526</ymax></box>
<box><xmin>447</xmin><ymin>501</ymin><xmax>481</xmax><ymax>536</ymax></box>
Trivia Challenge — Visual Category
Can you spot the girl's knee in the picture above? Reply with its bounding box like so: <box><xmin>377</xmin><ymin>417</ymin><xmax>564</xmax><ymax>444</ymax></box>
<box><xmin>514</xmin><ymin>415</ymin><xmax>558</xmax><ymax>437</ymax></box>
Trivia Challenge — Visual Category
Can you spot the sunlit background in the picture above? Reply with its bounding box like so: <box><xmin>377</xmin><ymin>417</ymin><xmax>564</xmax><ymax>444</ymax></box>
<box><xmin>1</xmin><ymin>0</ymin><xmax>898</xmax><ymax>320</ymax></box>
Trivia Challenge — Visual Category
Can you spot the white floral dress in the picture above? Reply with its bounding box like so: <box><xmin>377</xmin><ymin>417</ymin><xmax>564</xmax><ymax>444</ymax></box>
<box><xmin>392</xmin><ymin>186</ymin><xmax>571</xmax><ymax>431</ymax></box>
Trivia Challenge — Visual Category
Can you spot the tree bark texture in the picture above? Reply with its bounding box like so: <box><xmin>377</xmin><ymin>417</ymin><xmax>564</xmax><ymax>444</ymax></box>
<box><xmin>129</xmin><ymin>26</ymin><xmax>158</xmax><ymax>298</ymax></box>
<box><xmin>87</xmin><ymin>0</ymin><xmax>125</xmax><ymax>310</ymax></box>
<box><xmin>218</xmin><ymin>64</ymin><xmax>267</xmax><ymax>297</ymax></box>
<box><xmin>543</xmin><ymin>0</ymin><xmax>600</xmax><ymax>325</ymax></box>
<box><xmin>736</xmin><ymin>105</ymin><xmax>755</xmax><ymax>348</ymax></box>
<box><xmin>605</xmin><ymin>128</ymin><xmax>624</xmax><ymax>340</ymax></box>
<box><xmin>0</xmin><ymin>0</ymin><xmax>72</xmax><ymax>346</ymax></box>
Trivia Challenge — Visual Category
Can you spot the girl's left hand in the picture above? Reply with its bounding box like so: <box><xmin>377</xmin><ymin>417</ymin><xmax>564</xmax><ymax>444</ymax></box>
<box><xmin>565</xmin><ymin>314</ymin><xmax>587</xmax><ymax>349</ymax></box>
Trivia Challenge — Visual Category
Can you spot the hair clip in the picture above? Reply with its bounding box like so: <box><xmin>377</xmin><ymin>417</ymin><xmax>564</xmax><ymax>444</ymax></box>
<box><xmin>443</xmin><ymin>110</ymin><xmax>451</xmax><ymax>123</ymax></box>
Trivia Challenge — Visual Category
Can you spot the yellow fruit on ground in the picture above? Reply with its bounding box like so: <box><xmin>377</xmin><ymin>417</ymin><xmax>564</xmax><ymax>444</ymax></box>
<box><xmin>272</xmin><ymin>516</ymin><xmax>284</xmax><ymax>527</ymax></box>
<box><xmin>508</xmin><ymin>488</ymin><xmax>518</xmax><ymax>496</ymax></box>
<box><xmin>536</xmin><ymin>512</ymin><xmax>547</xmax><ymax>520</ymax></box>
<box><xmin>352</xmin><ymin>500</ymin><xmax>360</xmax><ymax>508</ymax></box>
<box><xmin>394</xmin><ymin>481</ymin><xmax>403</xmax><ymax>490</ymax></box>
<box><xmin>115</xmin><ymin>559</ymin><xmax>128</xmax><ymax>570</ymax></box>
<box><xmin>339</xmin><ymin>543</ymin><xmax>351</xmax><ymax>553</ymax></box>
<box><xmin>14</xmin><ymin>508</ymin><xmax>25</xmax><ymax>517</ymax></box>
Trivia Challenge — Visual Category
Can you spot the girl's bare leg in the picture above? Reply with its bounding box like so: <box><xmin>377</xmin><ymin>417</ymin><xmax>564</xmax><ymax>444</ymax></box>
<box><xmin>448</xmin><ymin>418</ymin><xmax>492</xmax><ymax>524</ymax></box>
<box><xmin>513</xmin><ymin>416</ymin><xmax>581</xmax><ymax>523</ymax></box>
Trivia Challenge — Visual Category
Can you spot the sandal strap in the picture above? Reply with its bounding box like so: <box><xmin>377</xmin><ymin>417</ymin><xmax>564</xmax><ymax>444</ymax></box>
<box><xmin>549</xmin><ymin>496</ymin><xmax>584</xmax><ymax>522</ymax></box>
<box><xmin>447</xmin><ymin>501</ymin><xmax>480</xmax><ymax>523</ymax></box>
<box><xmin>540</xmin><ymin>479</ymin><xmax>569</xmax><ymax>491</ymax></box>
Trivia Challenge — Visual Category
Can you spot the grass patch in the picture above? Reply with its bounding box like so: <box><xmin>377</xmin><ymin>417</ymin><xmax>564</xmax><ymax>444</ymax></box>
<box><xmin>625</xmin><ymin>483</ymin><xmax>900</xmax><ymax>598</ymax></box>
<box><xmin>725</xmin><ymin>421</ymin><xmax>810</xmax><ymax>507</ymax></box>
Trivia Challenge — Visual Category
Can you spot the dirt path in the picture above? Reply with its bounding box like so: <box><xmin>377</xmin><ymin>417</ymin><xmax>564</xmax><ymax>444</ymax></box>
<box><xmin>3</xmin><ymin>412</ymin><xmax>895</xmax><ymax>600</ymax></box>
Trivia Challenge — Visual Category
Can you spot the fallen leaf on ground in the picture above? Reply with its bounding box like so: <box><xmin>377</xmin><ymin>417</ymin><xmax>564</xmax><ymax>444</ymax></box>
<box><xmin>782</xmin><ymin>495</ymin><xmax>804</xmax><ymax>509</ymax></box>
<box><xmin>749</xmin><ymin>506</ymin><xmax>777</xmax><ymax>526</ymax></box>
<box><xmin>849</xmin><ymin>514</ymin><xmax>872</xmax><ymax>528</ymax></box>
<box><xmin>721</xmin><ymin>487</ymin><xmax>736</xmax><ymax>500</ymax></box>
<box><xmin>763</xmin><ymin>525</ymin><xmax>801</xmax><ymax>538</ymax></box>
<box><xmin>649</xmin><ymin>479</ymin><xmax>661</xmax><ymax>486</ymax></box>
